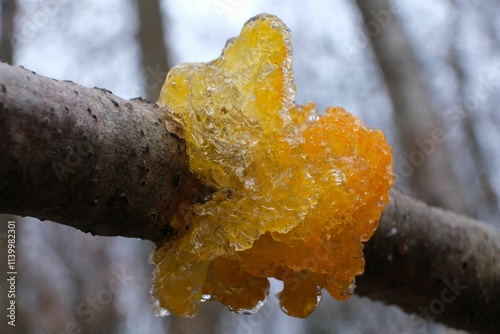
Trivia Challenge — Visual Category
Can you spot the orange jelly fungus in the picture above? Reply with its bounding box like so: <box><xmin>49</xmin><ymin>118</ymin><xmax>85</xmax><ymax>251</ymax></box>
<box><xmin>153</xmin><ymin>13</ymin><xmax>393</xmax><ymax>318</ymax></box>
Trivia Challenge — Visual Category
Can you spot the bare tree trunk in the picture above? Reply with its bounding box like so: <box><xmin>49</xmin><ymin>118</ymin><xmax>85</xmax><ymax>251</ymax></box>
<box><xmin>354</xmin><ymin>0</ymin><xmax>468</xmax><ymax>215</ymax></box>
<box><xmin>450</xmin><ymin>45</ymin><xmax>500</xmax><ymax>221</ymax></box>
<box><xmin>1</xmin><ymin>62</ymin><xmax>499</xmax><ymax>333</ymax></box>
<box><xmin>134</xmin><ymin>0</ymin><xmax>170</xmax><ymax>101</ymax></box>
<box><xmin>0</xmin><ymin>0</ymin><xmax>16</xmax><ymax>64</ymax></box>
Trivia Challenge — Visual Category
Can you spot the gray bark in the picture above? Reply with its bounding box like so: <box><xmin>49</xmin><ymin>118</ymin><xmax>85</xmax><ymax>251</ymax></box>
<box><xmin>358</xmin><ymin>190</ymin><xmax>500</xmax><ymax>333</ymax></box>
<box><xmin>0</xmin><ymin>61</ymin><xmax>199</xmax><ymax>243</ymax></box>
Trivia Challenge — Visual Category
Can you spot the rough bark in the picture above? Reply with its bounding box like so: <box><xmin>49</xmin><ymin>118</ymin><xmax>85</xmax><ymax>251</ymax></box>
<box><xmin>354</xmin><ymin>0</ymin><xmax>468</xmax><ymax>214</ymax></box>
<box><xmin>0</xmin><ymin>61</ymin><xmax>199</xmax><ymax>243</ymax></box>
<box><xmin>358</xmin><ymin>190</ymin><xmax>500</xmax><ymax>333</ymax></box>
<box><xmin>1</xmin><ymin>62</ymin><xmax>499</xmax><ymax>332</ymax></box>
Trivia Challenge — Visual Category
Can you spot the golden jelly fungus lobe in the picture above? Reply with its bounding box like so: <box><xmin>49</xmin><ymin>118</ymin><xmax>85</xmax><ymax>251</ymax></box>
<box><xmin>153</xmin><ymin>13</ymin><xmax>393</xmax><ymax>318</ymax></box>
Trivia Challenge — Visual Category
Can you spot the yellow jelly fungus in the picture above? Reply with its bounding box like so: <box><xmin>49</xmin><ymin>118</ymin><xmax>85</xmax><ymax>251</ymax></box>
<box><xmin>153</xmin><ymin>13</ymin><xmax>393</xmax><ymax>318</ymax></box>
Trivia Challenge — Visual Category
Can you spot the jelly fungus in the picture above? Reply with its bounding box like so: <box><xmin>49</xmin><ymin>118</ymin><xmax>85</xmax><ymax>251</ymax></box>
<box><xmin>153</xmin><ymin>13</ymin><xmax>393</xmax><ymax>318</ymax></box>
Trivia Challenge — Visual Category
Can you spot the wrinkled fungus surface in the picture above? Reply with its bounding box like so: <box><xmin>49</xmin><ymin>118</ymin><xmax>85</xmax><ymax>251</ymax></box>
<box><xmin>153</xmin><ymin>13</ymin><xmax>393</xmax><ymax>318</ymax></box>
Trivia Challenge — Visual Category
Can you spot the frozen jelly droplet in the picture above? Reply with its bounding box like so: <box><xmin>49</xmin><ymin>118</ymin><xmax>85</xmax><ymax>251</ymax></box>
<box><xmin>244</xmin><ymin>177</ymin><xmax>256</xmax><ymax>190</ymax></box>
<box><xmin>340</xmin><ymin>282</ymin><xmax>356</xmax><ymax>298</ymax></box>
<box><xmin>232</xmin><ymin>296</ymin><xmax>267</xmax><ymax>315</ymax></box>
<box><xmin>201</xmin><ymin>294</ymin><xmax>212</xmax><ymax>302</ymax></box>
<box><xmin>151</xmin><ymin>297</ymin><xmax>171</xmax><ymax>317</ymax></box>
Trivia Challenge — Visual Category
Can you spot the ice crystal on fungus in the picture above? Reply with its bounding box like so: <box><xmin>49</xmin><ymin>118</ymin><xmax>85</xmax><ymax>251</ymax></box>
<box><xmin>153</xmin><ymin>13</ymin><xmax>393</xmax><ymax>318</ymax></box>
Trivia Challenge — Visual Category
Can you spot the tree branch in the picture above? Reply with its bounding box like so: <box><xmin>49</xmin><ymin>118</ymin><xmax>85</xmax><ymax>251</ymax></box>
<box><xmin>358</xmin><ymin>190</ymin><xmax>500</xmax><ymax>333</ymax></box>
<box><xmin>0</xmin><ymin>61</ymin><xmax>199</xmax><ymax>242</ymax></box>
<box><xmin>1</xmin><ymin>62</ymin><xmax>499</xmax><ymax>332</ymax></box>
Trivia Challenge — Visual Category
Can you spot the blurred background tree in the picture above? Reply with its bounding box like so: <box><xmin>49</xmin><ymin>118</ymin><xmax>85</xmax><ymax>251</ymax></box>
<box><xmin>1</xmin><ymin>0</ymin><xmax>499</xmax><ymax>333</ymax></box>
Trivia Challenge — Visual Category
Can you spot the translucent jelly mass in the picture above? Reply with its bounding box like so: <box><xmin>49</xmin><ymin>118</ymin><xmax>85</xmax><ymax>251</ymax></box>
<box><xmin>153</xmin><ymin>14</ymin><xmax>393</xmax><ymax>318</ymax></box>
